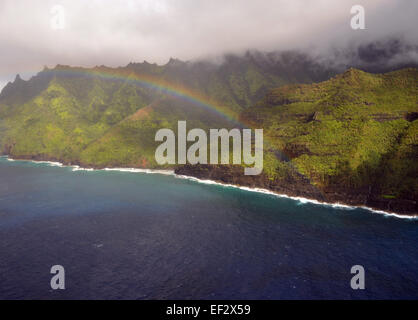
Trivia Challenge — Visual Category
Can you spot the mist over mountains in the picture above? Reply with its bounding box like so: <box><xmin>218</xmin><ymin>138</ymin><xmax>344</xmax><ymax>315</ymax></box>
<box><xmin>2</xmin><ymin>36</ymin><xmax>417</xmax><ymax>100</ymax></box>
<box><xmin>0</xmin><ymin>46</ymin><xmax>416</xmax><ymax>215</ymax></box>
<box><xmin>0</xmin><ymin>1</ymin><xmax>417</xmax><ymax>215</ymax></box>
<box><xmin>319</xmin><ymin>38</ymin><xmax>418</xmax><ymax>72</ymax></box>
<box><xmin>1</xmin><ymin>0</ymin><xmax>417</xmax><ymax>89</ymax></box>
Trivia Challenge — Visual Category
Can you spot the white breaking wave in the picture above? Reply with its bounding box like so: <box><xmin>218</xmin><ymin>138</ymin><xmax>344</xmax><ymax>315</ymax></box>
<box><xmin>173</xmin><ymin>175</ymin><xmax>418</xmax><ymax>220</ymax></box>
<box><xmin>1</xmin><ymin>155</ymin><xmax>416</xmax><ymax>220</ymax></box>
<box><xmin>71</xmin><ymin>165</ymin><xmax>173</xmax><ymax>175</ymax></box>
<box><xmin>31</xmin><ymin>160</ymin><xmax>63</xmax><ymax>167</ymax></box>
<box><xmin>72</xmin><ymin>166</ymin><xmax>95</xmax><ymax>172</ymax></box>
<box><xmin>103</xmin><ymin>167</ymin><xmax>174</xmax><ymax>175</ymax></box>
<box><xmin>72</xmin><ymin>164</ymin><xmax>174</xmax><ymax>175</ymax></box>
<box><xmin>4</xmin><ymin>157</ymin><xmax>63</xmax><ymax>166</ymax></box>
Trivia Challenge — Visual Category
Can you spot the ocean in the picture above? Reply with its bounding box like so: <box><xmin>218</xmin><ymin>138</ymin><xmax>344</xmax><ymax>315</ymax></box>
<box><xmin>0</xmin><ymin>156</ymin><xmax>417</xmax><ymax>299</ymax></box>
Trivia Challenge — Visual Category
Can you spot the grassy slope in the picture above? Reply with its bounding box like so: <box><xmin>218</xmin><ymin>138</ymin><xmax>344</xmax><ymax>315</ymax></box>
<box><xmin>0</xmin><ymin>76</ymin><xmax>160</xmax><ymax>163</ymax></box>
<box><xmin>242</xmin><ymin>68</ymin><xmax>418</xmax><ymax>203</ymax></box>
<box><xmin>0</xmin><ymin>54</ymin><xmax>330</xmax><ymax>166</ymax></box>
<box><xmin>0</xmin><ymin>63</ymin><xmax>416</xmax><ymax>211</ymax></box>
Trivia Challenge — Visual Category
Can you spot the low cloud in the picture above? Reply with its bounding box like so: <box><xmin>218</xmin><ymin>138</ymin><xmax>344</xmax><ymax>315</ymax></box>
<box><xmin>0</xmin><ymin>0</ymin><xmax>417</xmax><ymax>88</ymax></box>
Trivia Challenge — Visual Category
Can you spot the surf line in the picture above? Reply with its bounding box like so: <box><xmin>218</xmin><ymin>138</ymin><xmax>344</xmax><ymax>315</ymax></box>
<box><xmin>1</xmin><ymin>155</ymin><xmax>416</xmax><ymax>220</ymax></box>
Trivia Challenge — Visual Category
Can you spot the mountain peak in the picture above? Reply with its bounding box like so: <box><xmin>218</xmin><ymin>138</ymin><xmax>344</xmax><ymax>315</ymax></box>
<box><xmin>334</xmin><ymin>67</ymin><xmax>368</xmax><ymax>84</ymax></box>
<box><xmin>343</xmin><ymin>67</ymin><xmax>363</xmax><ymax>75</ymax></box>
<box><xmin>14</xmin><ymin>74</ymin><xmax>23</xmax><ymax>82</ymax></box>
<box><xmin>166</xmin><ymin>57</ymin><xmax>184</xmax><ymax>66</ymax></box>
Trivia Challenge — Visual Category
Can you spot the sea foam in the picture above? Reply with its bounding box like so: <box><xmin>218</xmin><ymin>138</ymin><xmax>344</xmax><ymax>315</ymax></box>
<box><xmin>1</xmin><ymin>155</ymin><xmax>416</xmax><ymax>220</ymax></box>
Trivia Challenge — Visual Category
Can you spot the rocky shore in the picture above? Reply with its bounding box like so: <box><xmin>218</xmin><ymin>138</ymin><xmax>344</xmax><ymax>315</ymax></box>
<box><xmin>175</xmin><ymin>164</ymin><xmax>417</xmax><ymax>216</ymax></box>
<box><xmin>2</xmin><ymin>151</ymin><xmax>416</xmax><ymax>217</ymax></box>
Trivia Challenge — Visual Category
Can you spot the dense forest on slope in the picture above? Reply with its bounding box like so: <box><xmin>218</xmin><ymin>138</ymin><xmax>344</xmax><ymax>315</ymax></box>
<box><xmin>178</xmin><ymin>68</ymin><xmax>418</xmax><ymax>214</ymax></box>
<box><xmin>0</xmin><ymin>52</ymin><xmax>334</xmax><ymax>167</ymax></box>
<box><xmin>0</xmin><ymin>52</ymin><xmax>416</xmax><ymax>214</ymax></box>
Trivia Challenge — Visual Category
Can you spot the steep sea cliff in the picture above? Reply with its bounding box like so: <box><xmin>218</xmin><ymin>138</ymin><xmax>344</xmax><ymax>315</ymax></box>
<box><xmin>175</xmin><ymin>164</ymin><xmax>417</xmax><ymax>217</ymax></box>
<box><xmin>1</xmin><ymin>155</ymin><xmax>416</xmax><ymax>218</ymax></box>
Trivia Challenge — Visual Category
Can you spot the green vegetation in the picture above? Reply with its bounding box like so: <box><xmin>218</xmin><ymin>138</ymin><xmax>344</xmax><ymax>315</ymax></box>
<box><xmin>242</xmin><ymin>68</ymin><xmax>418</xmax><ymax>204</ymax></box>
<box><xmin>0</xmin><ymin>60</ymin><xmax>416</xmax><ymax>212</ymax></box>
<box><xmin>0</xmin><ymin>54</ymin><xmax>331</xmax><ymax>167</ymax></box>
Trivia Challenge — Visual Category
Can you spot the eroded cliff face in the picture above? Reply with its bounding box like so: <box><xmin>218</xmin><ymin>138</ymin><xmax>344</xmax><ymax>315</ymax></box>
<box><xmin>1</xmin><ymin>66</ymin><xmax>416</xmax><ymax>216</ymax></box>
<box><xmin>175</xmin><ymin>165</ymin><xmax>417</xmax><ymax>215</ymax></box>
<box><xmin>175</xmin><ymin>164</ymin><xmax>324</xmax><ymax>200</ymax></box>
<box><xmin>228</xmin><ymin>68</ymin><xmax>418</xmax><ymax>216</ymax></box>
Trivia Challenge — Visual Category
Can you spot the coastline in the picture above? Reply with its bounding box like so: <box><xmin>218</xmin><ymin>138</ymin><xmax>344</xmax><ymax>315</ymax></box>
<box><xmin>1</xmin><ymin>155</ymin><xmax>416</xmax><ymax>220</ymax></box>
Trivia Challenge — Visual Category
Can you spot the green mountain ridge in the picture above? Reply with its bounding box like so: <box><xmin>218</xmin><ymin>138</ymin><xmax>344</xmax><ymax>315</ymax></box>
<box><xmin>178</xmin><ymin>67</ymin><xmax>417</xmax><ymax>214</ymax></box>
<box><xmin>0</xmin><ymin>58</ymin><xmax>416</xmax><ymax>214</ymax></box>
<box><xmin>0</xmin><ymin>52</ymin><xmax>335</xmax><ymax>166</ymax></box>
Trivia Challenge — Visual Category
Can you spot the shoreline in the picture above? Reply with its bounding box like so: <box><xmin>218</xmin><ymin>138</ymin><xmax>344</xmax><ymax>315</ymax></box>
<box><xmin>1</xmin><ymin>155</ymin><xmax>416</xmax><ymax>220</ymax></box>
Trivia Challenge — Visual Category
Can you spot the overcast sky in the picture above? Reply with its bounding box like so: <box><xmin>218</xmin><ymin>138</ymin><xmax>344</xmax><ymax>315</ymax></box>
<box><xmin>0</xmin><ymin>0</ymin><xmax>417</xmax><ymax>89</ymax></box>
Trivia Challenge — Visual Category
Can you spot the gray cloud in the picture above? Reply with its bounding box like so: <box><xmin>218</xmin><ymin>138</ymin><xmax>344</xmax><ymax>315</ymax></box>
<box><xmin>0</xmin><ymin>0</ymin><xmax>417</xmax><ymax>88</ymax></box>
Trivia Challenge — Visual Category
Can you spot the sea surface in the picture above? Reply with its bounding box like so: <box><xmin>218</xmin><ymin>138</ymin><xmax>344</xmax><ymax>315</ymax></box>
<box><xmin>0</xmin><ymin>156</ymin><xmax>417</xmax><ymax>299</ymax></box>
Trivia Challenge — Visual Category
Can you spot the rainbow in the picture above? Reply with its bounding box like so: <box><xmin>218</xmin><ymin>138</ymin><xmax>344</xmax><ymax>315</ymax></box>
<box><xmin>18</xmin><ymin>65</ymin><xmax>292</xmax><ymax>157</ymax></box>
<box><xmin>42</xmin><ymin>65</ymin><xmax>297</xmax><ymax>166</ymax></box>
<box><xmin>7</xmin><ymin>64</ymin><xmax>325</xmax><ymax>198</ymax></box>
<box><xmin>43</xmin><ymin>66</ymin><xmax>241</xmax><ymax>125</ymax></box>
<box><xmin>45</xmin><ymin>66</ymin><xmax>311</xmax><ymax>172</ymax></box>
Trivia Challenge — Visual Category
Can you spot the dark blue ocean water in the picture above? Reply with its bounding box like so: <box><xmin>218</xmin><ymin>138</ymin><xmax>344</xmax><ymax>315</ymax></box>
<box><xmin>0</xmin><ymin>156</ymin><xmax>417</xmax><ymax>300</ymax></box>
